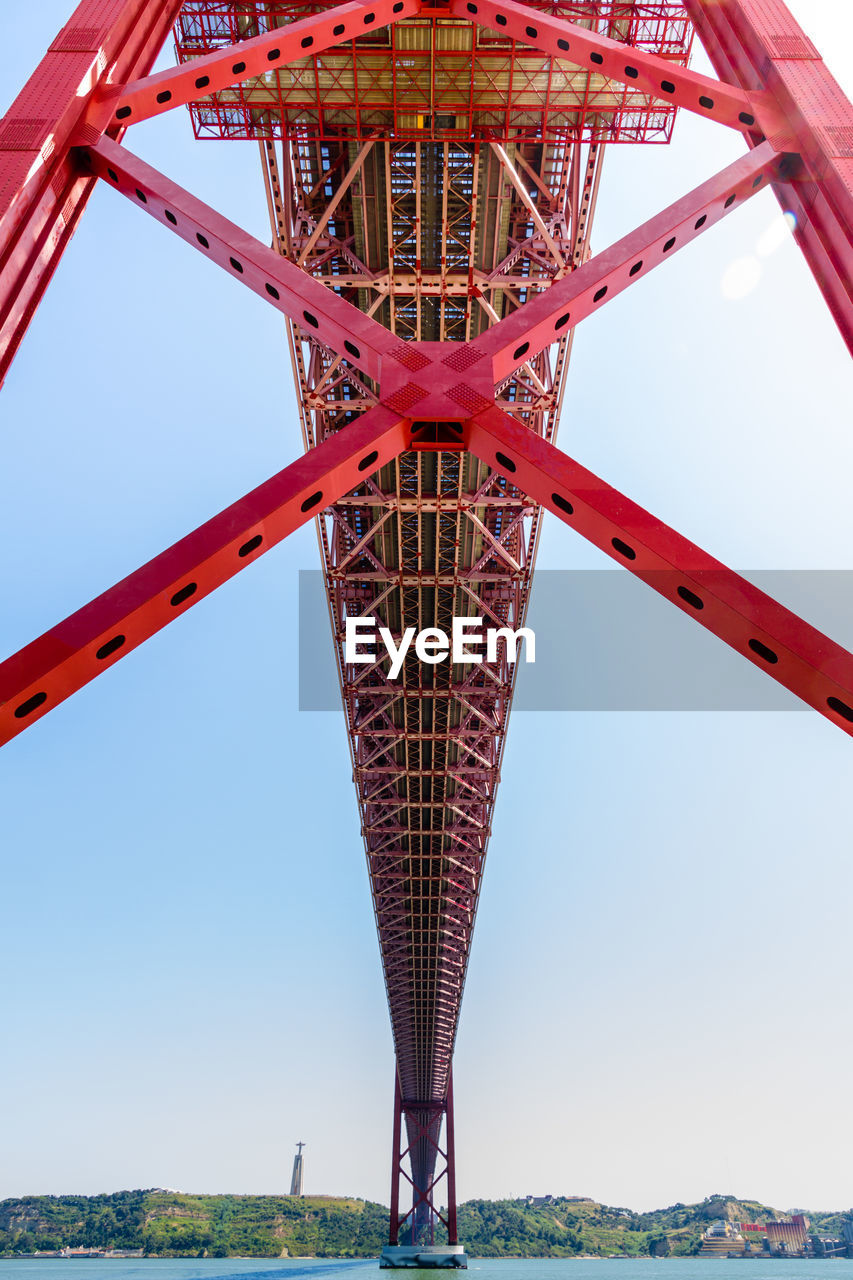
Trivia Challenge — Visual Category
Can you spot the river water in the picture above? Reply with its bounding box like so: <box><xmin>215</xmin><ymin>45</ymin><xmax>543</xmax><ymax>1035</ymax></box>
<box><xmin>2</xmin><ymin>1259</ymin><xmax>853</xmax><ymax>1280</ymax></box>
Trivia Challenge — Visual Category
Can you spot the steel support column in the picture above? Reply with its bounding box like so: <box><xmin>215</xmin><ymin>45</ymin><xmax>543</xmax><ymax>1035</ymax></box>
<box><xmin>0</xmin><ymin>0</ymin><xmax>184</xmax><ymax>384</ymax></box>
<box><xmin>686</xmin><ymin>0</ymin><xmax>853</xmax><ymax>352</ymax></box>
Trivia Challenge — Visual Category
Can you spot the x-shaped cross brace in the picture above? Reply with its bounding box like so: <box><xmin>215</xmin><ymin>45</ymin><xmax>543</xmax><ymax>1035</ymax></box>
<box><xmin>2</xmin><ymin>0</ymin><xmax>852</xmax><ymax>745</ymax></box>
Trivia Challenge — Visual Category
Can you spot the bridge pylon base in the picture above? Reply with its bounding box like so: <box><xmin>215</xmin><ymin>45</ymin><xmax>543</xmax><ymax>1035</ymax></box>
<box><xmin>380</xmin><ymin>1245</ymin><xmax>468</xmax><ymax>1269</ymax></box>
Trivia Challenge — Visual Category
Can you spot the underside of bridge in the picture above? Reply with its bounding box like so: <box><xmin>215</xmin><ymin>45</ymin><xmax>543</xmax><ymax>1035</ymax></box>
<box><xmin>1</xmin><ymin>0</ymin><xmax>851</xmax><ymax>1262</ymax></box>
<box><xmin>173</xmin><ymin>0</ymin><xmax>692</xmax><ymax>1251</ymax></box>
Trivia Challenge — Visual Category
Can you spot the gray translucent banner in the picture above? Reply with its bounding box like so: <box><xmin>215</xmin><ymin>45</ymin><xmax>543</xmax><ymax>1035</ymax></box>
<box><xmin>298</xmin><ymin>569</ymin><xmax>853</xmax><ymax>712</ymax></box>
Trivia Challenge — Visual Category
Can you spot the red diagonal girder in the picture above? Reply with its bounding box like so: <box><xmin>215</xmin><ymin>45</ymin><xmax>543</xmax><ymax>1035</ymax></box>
<box><xmin>465</xmin><ymin>406</ymin><xmax>853</xmax><ymax>734</ymax></box>
<box><xmin>447</xmin><ymin>0</ymin><xmax>785</xmax><ymax>136</ymax></box>
<box><xmin>100</xmin><ymin>0</ymin><xmax>419</xmax><ymax>128</ymax></box>
<box><xmin>81</xmin><ymin>136</ymin><xmax>396</xmax><ymax>382</ymax></box>
<box><xmin>0</xmin><ymin>405</ymin><xmax>408</xmax><ymax>747</ymax></box>
<box><xmin>479</xmin><ymin>139</ymin><xmax>784</xmax><ymax>382</ymax></box>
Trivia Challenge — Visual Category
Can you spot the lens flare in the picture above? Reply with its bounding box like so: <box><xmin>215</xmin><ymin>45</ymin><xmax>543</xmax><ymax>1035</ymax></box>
<box><xmin>721</xmin><ymin>256</ymin><xmax>761</xmax><ymax>300</ymax></box>
<box><xmin>756</xmin><ymin>210</ymin><xmax>797</xmax><ymax>258</ymax></box>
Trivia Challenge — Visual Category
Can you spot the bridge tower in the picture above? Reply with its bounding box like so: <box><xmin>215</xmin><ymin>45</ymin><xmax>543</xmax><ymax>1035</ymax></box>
<box><xmin>0</xmin><ymin>0</ymin><xmax>851</xmax><ymax>1268</ymax></box>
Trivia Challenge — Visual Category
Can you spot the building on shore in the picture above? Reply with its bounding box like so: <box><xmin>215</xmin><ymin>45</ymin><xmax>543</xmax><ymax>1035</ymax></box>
<box><xmin>699</xmin><ymin>1221</ymin><xmax>745</xmax><ymax>1255</ymax></box>
<box><xmin>766</xmin><ymin>1214</ymin><xmax>810</xmax><ymax>1255</ymax></box>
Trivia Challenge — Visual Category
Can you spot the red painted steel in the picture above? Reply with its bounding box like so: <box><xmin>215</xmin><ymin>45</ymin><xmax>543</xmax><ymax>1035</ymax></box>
<box><xmin>685</xmin><ymin>0</ymin><xmax>853</xmax><ymax>354</ymax></box>
<box><xmin>446</xmin><ymin>0</ymin><xmax>784</xmax><ymax>136</ymax></box>
<box><xmin>1</xmin><ymin>0</ymin><xmax>852</xmax><ymax>1251</ymax></box>
<box><xmin>390</xmin><ymin>1082</ymin><xmax>456</xmax><ymax>1246</ymax></box>
<box><xmin>82</xmin><ymin>135</ymin><xmax>396</xmax><ymax>382</ymax></box>
<box><xmin>0</xmin><ymin>405</ymin><xmax>408</xmax><ymax>748</ymax></box>
<box><xmin>480</xmin><ymin>138</ymin><xmax>786</xmax><ymax>381</ymax></box>
<box><xmin>174</xmin><ymin>0</ymin><xmax>693</xmax><ymax>144</ymax></box>
<box><xmin>0</xmin><ymin>0</ymin><xmax>185</xmax><ymax>385</ymax></box>
<box><xmin>101</xmin><ymin>0</ymin><xmax>420</xmax><ymax>128</ymax></box>
<box><xmin>465</xmin><ymin>406</ymin><xmax>853</xmax><ymax>733</ymax></box>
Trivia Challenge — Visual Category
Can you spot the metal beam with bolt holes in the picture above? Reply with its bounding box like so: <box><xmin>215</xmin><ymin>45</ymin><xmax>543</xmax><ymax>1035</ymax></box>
<box><xmin>465</xmin><ymin>406</ymin><xmax>853</xmax><ymax>735</ymax></box>
<box><xmin>0</xmin><ymin>406</ymin><xmax>408</xmax><ymax>748</ymax></box>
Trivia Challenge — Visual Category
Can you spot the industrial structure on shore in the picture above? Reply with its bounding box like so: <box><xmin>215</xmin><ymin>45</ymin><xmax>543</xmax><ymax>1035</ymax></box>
<box><xmin>701</xmin><ymin>1214</ymin><xmax>853</xmax><ymax>1259</ymax></box>
<box><xmin>1</xmin><ymin>0</ymin><xmax>851</xmax><ymax>1267</ymax></box>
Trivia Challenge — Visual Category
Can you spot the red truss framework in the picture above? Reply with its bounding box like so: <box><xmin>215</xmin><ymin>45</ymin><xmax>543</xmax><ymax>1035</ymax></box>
<box><xmin>173</xmin><ymin>0</ymin><xmax>694</xmax><ymax>143</ymax></box>
<box><xmin>1</xmin><ymin>0</ymin><xmax>852</xmax><ymax>1251</ymax></box>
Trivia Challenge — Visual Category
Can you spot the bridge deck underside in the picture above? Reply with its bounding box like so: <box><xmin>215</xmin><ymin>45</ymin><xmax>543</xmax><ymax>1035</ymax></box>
<box><xmin>172</xmin><ymin>0</ymin><xmax>691</xmax><ymax>1162</ymax></box>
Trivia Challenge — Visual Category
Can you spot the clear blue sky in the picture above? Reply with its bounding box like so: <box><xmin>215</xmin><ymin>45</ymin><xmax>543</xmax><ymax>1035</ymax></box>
<box><xmin>1</xmin><ymin>1</ymin><xmax>852</xmax><ymax>1214</ymax></box>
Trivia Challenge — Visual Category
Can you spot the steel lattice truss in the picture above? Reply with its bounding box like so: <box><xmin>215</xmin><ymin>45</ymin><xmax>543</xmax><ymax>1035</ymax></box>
<box><xmin>175</xmin><ymin>1</ymin><xmax>692</xmax><ymax>143</ymax></box>
<box><xmin>1</xmin><ymin>0</ymin><xmax>852</xmax><ymax>1252</ymax></box>
<box><xmin>256</xmin><ymin>121</ymin><xmax>609</xmax><ymax>1237</ymax></box>
<box><xmin>260</xmin><ymin>124</ymin><xmax>605</xmax><ymax>1119</ymax></box>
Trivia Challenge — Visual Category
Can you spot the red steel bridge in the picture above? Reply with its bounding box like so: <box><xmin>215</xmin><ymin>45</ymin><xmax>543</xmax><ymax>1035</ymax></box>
<box><xmin>1</xmin><ymin>0</ymin><xmax>852</xmax><ymax>1261</ymax></box>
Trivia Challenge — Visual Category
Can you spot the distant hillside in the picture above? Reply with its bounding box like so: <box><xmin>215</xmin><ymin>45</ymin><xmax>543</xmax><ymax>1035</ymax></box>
<box><xmin>0</xmin><ymin>1191</ymin><xmax>387</xmax><ymax>1258</ymax></box>
<box><xmin>0</xmin><ymin>1190</ymin><xmax>848</xmax><ymax>1258</ymax></box>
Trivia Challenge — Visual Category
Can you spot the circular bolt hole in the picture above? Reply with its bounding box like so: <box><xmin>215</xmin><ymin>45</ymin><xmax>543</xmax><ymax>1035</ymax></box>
<box><xmin>494</xmin><ymin>451</ymin><xmax>516</xmax><ymax>473</ymax></box>
<box><xmin>196</xmin><ymin>232</ymin><xmax>210</xmax><ymax>248</ymax></box>
<box><xmin>165</xmin><ymin>210</ymin><xmax>177</xmax><ymax>225</ymax></box>
<box><xmin>301</xmin><ymin>491</ymin><xmax>323</xmax><ymax>512</ymax></box>
<box><xmin>611</xmin><ymin>537</ymin><xmax>636</xmax><ymax>561</ymax></box>
<box><xmin>358</xmin><ymin>450</ymin><xmax>380</xmax><ymax>472</ymax></box>
<box><xmin>748</xmin><ymin>637</ymin><xmax>778</xmax><ymax>664</ymax></box>
<box><xmin>828</xmin><ymin>695</ymin><xmax>853</xmax><ymax>722</ymax></box>
<box><xmin>171</xmin><ymin>582</ymin><xmax>198</xmax><ymax>607</ymax></box>
<box><xmin>96</xmin><ymin>634</ymin><xmax>126</xmax><ymax>660</ymax></box>
<box><xmin>14</xmin><ymin>691</ymin><xmax>47</xmax><ymax>719</ymax></box>
<box><xmin>344</xmin><ymin>340</ymin><xmax>361</xmax><ymax>359</ymax></box>
<box><xmin>265</xmin><ymin>282</ymin><xmax>280</xmax><ymax>299</ymax></box>
<box><xmin>513</xmin><ymin>342</ymin><xmax>529</xmax><ymax>360</ymax></box>
<box><xmin>239</xmin><ymin>534</ymin><xmax>263</xmax><ymax>557</ymax></box>
<box><xmin>677</xmin><ymin>585</ymin><xmax>703</xmax><ymax>611</ymax></box>
<box><xmin>552</xmin><ymin>493</ymin><xmax>573</xmax><ymax>516</ymax></box>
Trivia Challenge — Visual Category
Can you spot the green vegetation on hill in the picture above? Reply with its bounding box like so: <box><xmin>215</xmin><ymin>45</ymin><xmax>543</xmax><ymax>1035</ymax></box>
<box><xmin>0</xmin><ymin>1191</ymin><xmax>847</xmax><ymax>1259</ymax></box>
